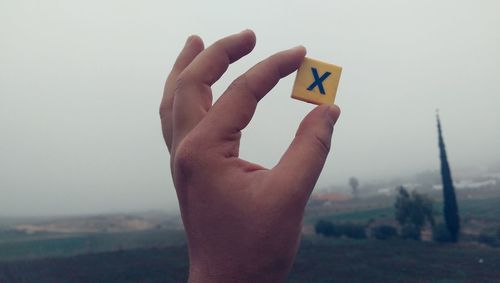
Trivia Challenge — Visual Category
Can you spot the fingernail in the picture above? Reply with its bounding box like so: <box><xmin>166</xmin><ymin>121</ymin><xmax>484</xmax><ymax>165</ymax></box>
<box><xmin>291</xmin><ymin>45</ymin><xmax>306</xmax><ymax>51</ymax></box>
<box><xmin>290</xmin><ymin>45</ymin><xmax>307</xmax><ymax>57</ymax></box>
<box><xmin>185</xmin><ymin>35</ymin><xmax>195</xmax><ymax>46</ymax></box>
<box><xmin>327</xmin><ymin>104</ymin><xmax>341</xmax><ymax>125</ymax></box>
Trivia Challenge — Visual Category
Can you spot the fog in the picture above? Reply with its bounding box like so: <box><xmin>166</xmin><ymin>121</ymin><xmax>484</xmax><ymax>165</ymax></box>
<box><xmin>1</xmin><ymin>0</ymin><xmax>499</xmax><ymax>216</ymax></box>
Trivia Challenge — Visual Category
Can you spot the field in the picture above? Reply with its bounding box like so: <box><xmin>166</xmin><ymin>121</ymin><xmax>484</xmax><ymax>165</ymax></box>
<box><xmin>0</xmin><ymin>229</ymin><xmax>186</xmax><ymax>261</ymax></box>
<box><xmin>0</xmin><ymin>194</ymin><xmax>499</xmax><ymax>282</ymax></box>
<box><xmin>1</xmin><ymin>237</ymin><xmax>499</xmax><ymax>283</ymax></box>
<box><xmin>305</xmin><ymin>194</ymin><xmax>500</xmax><ymax>226</ymax></box>
<box><xmin>290</xmin><ymin>237</ymin><xmax>500</xmax><ymax>283</ymax></box>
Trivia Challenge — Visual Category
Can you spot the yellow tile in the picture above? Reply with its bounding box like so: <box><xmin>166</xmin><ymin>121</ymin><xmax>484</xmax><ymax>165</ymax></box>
<box><xmin>291</xmin><ymin>57</ymin><xmax>342</xmax><ymax>105</ymax></box>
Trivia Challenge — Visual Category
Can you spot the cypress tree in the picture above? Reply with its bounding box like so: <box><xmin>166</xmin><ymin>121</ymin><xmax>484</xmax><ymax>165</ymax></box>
<box><xmin>436</xmin><ymin>111</ymin><xmax>460</xmax><ymax>242</ymax></box>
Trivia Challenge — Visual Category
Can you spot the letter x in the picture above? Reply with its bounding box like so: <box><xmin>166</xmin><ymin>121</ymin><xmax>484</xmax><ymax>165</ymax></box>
<box><xmin>307</xmin><ymin>68</ymin><xmax>331</xmax><ymax>95</ymax></box>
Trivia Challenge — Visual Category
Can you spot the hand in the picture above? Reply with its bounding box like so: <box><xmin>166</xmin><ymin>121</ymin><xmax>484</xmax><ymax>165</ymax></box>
<box><xmin>160</xmin><ymin>30</ymin><xmax>340</xmax><ymax>283</ymax></box>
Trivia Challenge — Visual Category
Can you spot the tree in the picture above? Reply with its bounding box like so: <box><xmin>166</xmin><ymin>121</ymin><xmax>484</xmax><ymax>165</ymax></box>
<box><xmin>349</xmin><ymin>177</ymin><xmax>359</xmax><ymax>199</ymax></box>
<box><xmin>436</xmin><ymin>111</ymin><xmax>460</xmax><ymax>242</ymax></box>
<box><xmin>394</xmin><ymin>186</ymin><xmax>435</xmax><ymax>239</ymax></box>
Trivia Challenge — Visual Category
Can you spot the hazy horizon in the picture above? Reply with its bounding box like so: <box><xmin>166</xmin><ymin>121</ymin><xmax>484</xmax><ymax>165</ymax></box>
<box><xmin>1</xmin><ymin>0</ymin><xmax>499</xmax><ymax>216</ymax></box>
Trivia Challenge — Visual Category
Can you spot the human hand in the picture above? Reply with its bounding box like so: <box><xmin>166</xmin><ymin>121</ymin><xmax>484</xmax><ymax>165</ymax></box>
<box><xmin>160</xmin><ymin>30</ymin><xmax>340</xmax><ymax>283</ymax></box>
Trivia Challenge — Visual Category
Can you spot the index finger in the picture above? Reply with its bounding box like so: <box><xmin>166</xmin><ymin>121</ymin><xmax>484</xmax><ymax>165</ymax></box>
<box><xmin>205</xmin><ymin>46</ymin><xmax>306</xmax><ymax>136</ymax></box>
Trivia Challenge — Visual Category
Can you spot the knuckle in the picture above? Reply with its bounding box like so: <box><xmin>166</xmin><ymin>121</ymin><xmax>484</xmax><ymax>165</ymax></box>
<box><xmin>227</xmin><ymin>74</ymin><xmax>247</xmax><ymax>91</ymax></box>
<box><xmin>228</xmin><ymin>74</ymin><xmax>258</xmax><ymax>102</ymax></box>
<box><xmin>311</xmin><ymin>133</ymin><xmax>331</xmax><ymax>155</ymax></box>
<box><xmin>173</xmin><ymin>137</ymin><xmax>200</xmax><ymax>177</ymax></box>
<box><xmin>294</xmin><ymin>131</ymin><xmax>331</xmax><ymax>157</ymax></box>
<box><xmin>159</xmin><ymin>103</ymin><xmax>168</xmax><ymax>120</ymax></box>
<box><xmin>174</xmin><ymin>75</ymin><xmax>188</xmax><ymax>95</ymax></box>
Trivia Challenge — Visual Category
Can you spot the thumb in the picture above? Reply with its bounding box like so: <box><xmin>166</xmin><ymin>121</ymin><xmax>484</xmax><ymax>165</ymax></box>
<box><xmin>272</xmin><ymin>104</ymin><xmax>340</xmax><ymax>203</ymax></box>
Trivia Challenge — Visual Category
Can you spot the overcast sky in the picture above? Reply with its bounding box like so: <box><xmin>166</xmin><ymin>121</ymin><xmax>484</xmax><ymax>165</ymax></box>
<box><xmin>1</xmin><ymin>0</ymin><xmax>499</xmax><ymax>216</ymax></box>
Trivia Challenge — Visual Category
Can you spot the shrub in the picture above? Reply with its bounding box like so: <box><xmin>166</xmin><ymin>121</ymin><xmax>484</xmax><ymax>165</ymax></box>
<box><xmin>315</xmin><ymin>220</ymin><xmax>342</xmax><ymax>237</ymax></box>
<box><xmin>433</xmin><ymin>223</ymin><xmax>453</xmax><ymax>243</ymax></box>
<box><xmin>341</xmin><ymin>222</ymin><xmax>367</xmax><ymax>239</ymax></box>
<box><xmin>315</xmin><ymin>220</ymin><xmax>366</xmax><ymax>239</ymax></box>
<box><xmin>315</xmin><ymin>220</ymin><xmax>333</xmax><ymax>237</ymax></box>
<box><xmin>476</xmin><ymin>229</ymin><xmax>500</xmax><ymax>247</ymax></box>
<box><xmin>401</xmin><ymin>224</ymin><xmax>421</xmax><ymax>241</ymax></box>
<box><xmin>477</xmin><ymin>233</ymin><xmax>497</xmax><ymax>246</ymax></box>
<box><xmin>371</xmin><ymin>225</ymin><xmax>398</xmax><ymax>240</ymax></box>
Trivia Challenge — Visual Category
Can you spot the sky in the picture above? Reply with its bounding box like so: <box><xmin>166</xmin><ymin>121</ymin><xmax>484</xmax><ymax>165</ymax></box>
<box><xmin>1</xmin><ymin>0</ymin><xmax>499</xmax><ymax>216</ymax></box>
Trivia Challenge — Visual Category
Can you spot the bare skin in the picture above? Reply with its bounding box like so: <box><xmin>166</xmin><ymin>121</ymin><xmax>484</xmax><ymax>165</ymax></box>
<box><xmin>160</xmin><ymin>30</ymin><xmax>341</xmax><ymax>283</ymax></box>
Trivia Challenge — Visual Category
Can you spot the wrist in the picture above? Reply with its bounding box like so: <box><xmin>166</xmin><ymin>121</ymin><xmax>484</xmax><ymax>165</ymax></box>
<box><xmin>187</xmin><ymin>259</ymin><xmax>289</xmax><ymax>283</ymax></box>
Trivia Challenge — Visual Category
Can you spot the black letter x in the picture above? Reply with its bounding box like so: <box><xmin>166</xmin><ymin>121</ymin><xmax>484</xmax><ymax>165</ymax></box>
<box><xmin>307</xmin><ymin>68</ymin><xmax>331</xmax><ymax>95</ymax></box>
